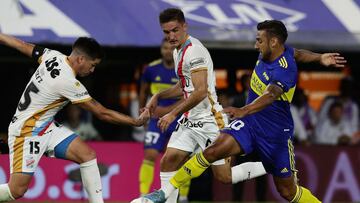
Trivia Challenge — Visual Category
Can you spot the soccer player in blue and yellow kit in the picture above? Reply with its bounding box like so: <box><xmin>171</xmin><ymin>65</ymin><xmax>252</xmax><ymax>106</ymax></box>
<box><xmin>138</xmin><ymin>39</ymin><xmax>190</xmax><ymax>202</ymax></box>
<box><xmin>136</xmin><ymin>20</ymin><xmax>347</xmax><ymax>203</ymax></box>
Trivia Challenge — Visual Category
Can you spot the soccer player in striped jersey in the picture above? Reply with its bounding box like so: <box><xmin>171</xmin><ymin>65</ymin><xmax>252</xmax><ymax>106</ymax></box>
<box><xmin>138</xmin><ymin>39</ymin><xmax>191</xmax><ymax>202</ymax></box>
<box><xmin>135</xmin><ymin>19</ymin><xmax>346</xmax><ymax>203</ymax></box>
<box><xmin>0</xmin><ymin>33</ymin><xmax>149</xmax><ymax>203</ymax></box>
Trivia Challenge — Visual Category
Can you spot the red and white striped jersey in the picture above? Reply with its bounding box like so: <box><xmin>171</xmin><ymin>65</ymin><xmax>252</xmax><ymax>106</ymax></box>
<box><xmin>173</xmin><ymin>36</ymin><xmax>224</xmax><ymax>126</ymax></box>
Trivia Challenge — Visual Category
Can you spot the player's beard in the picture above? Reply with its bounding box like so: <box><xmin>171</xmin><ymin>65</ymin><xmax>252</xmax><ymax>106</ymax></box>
<box><xmin>261</xmin><ymin>48</ymin><xmax>272</xmax><ymax>61</ymax></box>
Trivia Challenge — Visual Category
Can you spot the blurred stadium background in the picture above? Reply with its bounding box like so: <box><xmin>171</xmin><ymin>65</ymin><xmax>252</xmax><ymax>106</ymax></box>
<box><xmin>0</xmin><ymin>0</ymin><xmax>360</xmax><ymax>202</ymax></box>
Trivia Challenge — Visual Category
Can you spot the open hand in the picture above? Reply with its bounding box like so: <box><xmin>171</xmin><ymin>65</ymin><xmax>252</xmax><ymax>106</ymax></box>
<box><xmin>320</xmin><ymin>53</ymin><xmax>347</xmax><ymax>68</ymax></box>
<box><xmin>135</xmin><ymin>108</ymin><xmax>150</xmax><ymax>126</ymax></box>
<box><xmin>157</xmin><ymin>112</ymin><xmax>176</xmax><ymax>133</ymax></box>
<box><xmin>223</xmin><ymin>107</ymin><xmax>247</xmax><ymax>120</ymax></box>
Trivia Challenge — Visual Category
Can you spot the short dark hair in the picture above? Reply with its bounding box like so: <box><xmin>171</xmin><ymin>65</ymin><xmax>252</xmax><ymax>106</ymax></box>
<box><xmin>159</xmin><ymin>8</ymin><xmax>185</xmax><ymax>24</ymax></box>
<box><xmin>72</xmin><ymin>37</ymin><xmax>104</xmax><ymax>59</ymax></box>
<box><xmin>329</xmin><ymin>101</ymin><xmax>343</xmax><ymax>114</ymax></box>
<box><xmin>257</xmin><ymin>20</ymin><xmax>288</xmax><ymax>44</ymax></box>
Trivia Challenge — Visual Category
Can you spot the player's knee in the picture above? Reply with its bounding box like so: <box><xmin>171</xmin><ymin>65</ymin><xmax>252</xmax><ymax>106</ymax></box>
<box><xmin>79</xmin><ymin>148</ymin><xmax>97</xmax><ymax>163</ymax></box>
<box><xmin>203</xmin><ymin>147</ymin><xmax>221</xmax><ymax>163</ymax></box>
<box><xmin>276</xmin><ymin>184</ymin><xmax>295</xmax><ymax>201</ymax></box>
<box><xmin>160</xmin><ymin>154</ymin><xmax>180</xmax><ymax>171</ymax></box>
<box><xmin>144</xmin><ymin>149</ymin><xmax>159</xmax><ymax>162</ymax></box>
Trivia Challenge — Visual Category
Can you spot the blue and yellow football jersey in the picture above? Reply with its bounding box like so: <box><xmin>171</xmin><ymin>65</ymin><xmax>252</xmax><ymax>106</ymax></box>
<box><xmin>221</xmin><ymin>45</ymin><xmax>298</xmax><ymax>177</ymax></box>
<box><xmin>141</xmin><ymin>59</ymin><xmax>178</xmax><ymax>107</ymax></box>
<box><xmin>248</xmin><ymin>45</ymin><xmax>297</xmax><ymax>140</ymax></box>
<box><xmin>141</xmin><ymin>59</ymin><xmax>179</xmax><ymax>151</ymax></box>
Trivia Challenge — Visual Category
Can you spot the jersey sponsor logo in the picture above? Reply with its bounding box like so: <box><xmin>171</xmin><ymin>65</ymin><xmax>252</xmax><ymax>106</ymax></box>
<box><xmin>45</xmin><ymin>57</ymin><xmax>61</xmax><ymax>78</ymax></box>
<box><xmin>262</xmin><ymin>72</ymin><xmax>269</xmax><ymax>81</ymax></box>
<box><xmin>190</xmin><ymin>57</ymin><xmax>206</xmax><ymax>67</ymax></box>
<box><xmin>74</xmin><ymin>91</ymin><xmax>89</xmax><ymax>98</ymax></box>
<box><xmin>179</xmin><ymin>117</ymin><xmax>204</xmax><ymax>128</ymax></box>
<box><xmin>25</xmin><ymin>155</ymin><xmax>36</xmax><ymax>169</ymax></box>
<box><xmin>250</xmin><ymin>72</ymin><xmax>265</xmax><ymax>95</ymax></box>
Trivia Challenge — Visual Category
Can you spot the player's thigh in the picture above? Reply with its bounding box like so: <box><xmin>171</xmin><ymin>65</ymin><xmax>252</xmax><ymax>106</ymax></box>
<box><xmin>166</xmin><ymin>124</ymin><xmax>198</xmax><ymax>154</ymax></box>
<box><xmin>144</xmin><ymin>148</ymin><xmax>160</xmax><ymax>161</ymax></box>
<box><xmin>65</xmin><ymin>136</ymin><xmax>96</xmax><ymax>164</ymax></box>
<box><xmin>45</xmin><ymin>123</ymin><xmax>95</xmax><ymax>163</ymax></box>
<box><xmin>214</xmin><ymin>117</ymin><xmax>255</xmax><ymax>159</ymax></box>
<box><xmin>256</xmin><ymin>137</ymin><xmax>296</xmax><ymax>179</ymax></box>
<box><xmin>203</xmin><ymin>132</ymin><xmax>243</xmax><ymax>162</ymax></box>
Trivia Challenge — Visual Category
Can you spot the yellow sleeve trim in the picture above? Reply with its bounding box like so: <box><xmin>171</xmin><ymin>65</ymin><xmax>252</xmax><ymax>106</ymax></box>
<box><xmin>148</xmin><ymin>59</ymin><xmax>162</xmax><ymax>67</ymax></box>
<box><xmin>72</xmin><ymin>97</ymin><xmax>92</xmax><ymax>104</ymax></box>
<box><xmin>190</xmin><ymin>67</ymin><xmax>208</xmax><ymax>73</ymax></box>
<box><xmin>38</xmin><ymin>55</ymin><xmax>43</xmax><ymax>64</ymax></box>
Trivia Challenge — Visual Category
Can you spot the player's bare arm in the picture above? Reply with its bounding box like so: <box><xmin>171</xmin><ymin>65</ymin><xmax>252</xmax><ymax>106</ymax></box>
<box><xmin>158</xmin><ymin>69</ymin><xmax>207</xmax><ymax>132</ymax></box>
<box><xmin>224</xmin><ymin>84</ymin><xmax>283</xmax><ymax>119</ymax></box>
<box><xmin>139</xmin><ymin>81</ymin><xmax>151</xmax><ymax>113</ymax></box>
<box><xmin>78</xmin><ymin>99</ymin><xmax>149</xmax><ymax>127</ymax></box>
<box><xmin>0</xmin><ymin>33</ymin><xmax>35</xmax><ymax>57</ymax></box>
<box><xmin>152</xmin><ymin>98</ymin><xmax>184</xmax><ymax>118</ymax></box>
<box><xmin>294</xmin><ymin>48</ymin><xmax>346</xmax><ymax>67</ymax></box>
<box><xmin>144</xmin><ymin>81</ymin><xmax>182</xmax><ymax>113</ymax></box>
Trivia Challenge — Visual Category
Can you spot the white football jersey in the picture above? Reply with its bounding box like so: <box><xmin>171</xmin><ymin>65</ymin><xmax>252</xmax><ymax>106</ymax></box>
<box><xmin>173</xmin><ymin>36</ymin><xmax>224</xmax><ymax>125</ymax></box>
<box><xmin>8</xmin><ymin>49</ymin><xmax>91</xmax><ymax>136</ymax></box>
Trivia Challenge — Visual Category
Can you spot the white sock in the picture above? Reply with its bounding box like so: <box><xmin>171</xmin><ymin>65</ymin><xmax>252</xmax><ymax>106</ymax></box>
<box><xmin>179</xmin><ymin>195</ymin><xmax>188</xmax><ymax>201</ymax></box>
<box><xmin>80</xmin><ymin>159</ymin><xmax>104</xmax><ymax>203</ymax></box>
<box><xmin>231</xmin><ymin>162</ymin><xmax>266</xmax><ymax>184</ymax></box>
<box><xmin>160</xmin><ymin>171</ymin><xmax>178</xmax><ymax>203</ymax></box>
<box><xmin>0</xmin><ymin>184</ymin><xmax>15</xmax><ymax>201</ymax></box>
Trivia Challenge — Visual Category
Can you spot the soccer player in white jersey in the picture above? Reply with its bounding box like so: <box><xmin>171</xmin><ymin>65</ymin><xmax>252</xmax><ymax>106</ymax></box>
<box><xmin>0</xmin><ymin>33</ymin><xmax>149</xmax><ymax>203</ymax></box>
<box><xmin>133</xmin><ymin>8</ymin><xmax>265</xmax><ymax>203</ymax></box>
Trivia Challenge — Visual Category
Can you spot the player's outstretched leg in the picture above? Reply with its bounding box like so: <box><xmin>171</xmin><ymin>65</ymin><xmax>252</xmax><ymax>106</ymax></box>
<box><xmin>65</xmin><ymin>136</ymin><xmax>104</xmax><ymax>203</ymax></box>
<box><xmin>131</xmin><ymin>152</ymin><xmax>209</xmax><ymax>203</ymax></box>
<box><xmin>274</xmin><ymin>174</ymin><xmax>321</xmax><ymax>203</ymax></box>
